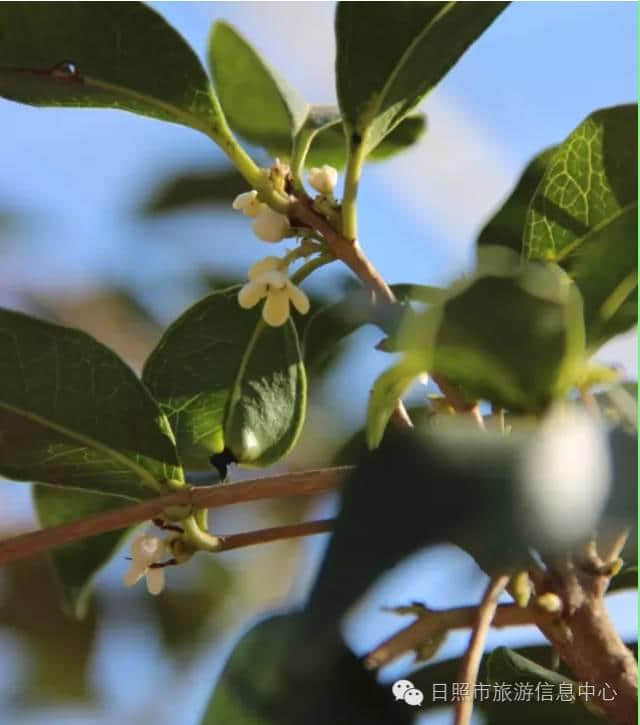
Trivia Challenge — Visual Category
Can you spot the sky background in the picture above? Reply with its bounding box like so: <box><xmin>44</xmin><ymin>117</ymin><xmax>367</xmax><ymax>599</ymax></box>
<box><xmin>0</xmin><ymin>2</ymin><xmax>636</xmax><ymax>724</ymax></box>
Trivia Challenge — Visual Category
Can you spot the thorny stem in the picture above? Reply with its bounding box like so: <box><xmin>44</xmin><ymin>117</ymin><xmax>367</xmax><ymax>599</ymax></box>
<box><xmin>454</xmin><ymin>574</ymin><xmax>510</xmax><ymax>725</ymax></box>
<box><xmin>0</xmin><ymin>468</ymin><xmax>349</xmax><ymax>566</ymax></box>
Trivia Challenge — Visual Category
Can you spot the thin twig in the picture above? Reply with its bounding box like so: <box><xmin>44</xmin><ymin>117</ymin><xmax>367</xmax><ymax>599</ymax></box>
<box><xmin>454</xmin><ymin>574</ymin><xmax>510</xmax><ymax>725</ymax></box>
<box><xmin>0</xmin><ymin>467</ymin><xmax>349</xmax><ymax>566</ymax></box>
<box><xmin>364</xmin><ymin>602</ymin><xmax>534</xmax><ymax>670</ymax></box>
<box><xmin>216</xmin><ymin>518</ymin><xmax>334</xmax><ymax>552</ymax></box>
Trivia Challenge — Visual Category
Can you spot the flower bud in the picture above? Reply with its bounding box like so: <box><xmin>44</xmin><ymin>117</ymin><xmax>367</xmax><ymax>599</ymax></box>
<box><xmin>308</xmin><ymin>165</ymin><xmax>338</xmax><ymax>194</ymax></box>
<box><xmin>252</xmin><ymin>206</ymin><xmax>290</xmax><ymax>242</ymax></box>
<box><xmin>232</xmin><ymin>190</ymin><xmax>264</xmax><ymax>218</ymax></box>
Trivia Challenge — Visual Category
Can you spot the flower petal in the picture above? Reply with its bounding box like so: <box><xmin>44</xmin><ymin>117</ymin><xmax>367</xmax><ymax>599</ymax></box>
<box><xmin>232</xmin><ymin>190</ymin><xmax>263</xmax><ymax>217</ymax></box>
<box><xmin>122</xmin><ymin>562</ymin><xmax>145</xmax><ymax>588</ymax></box>
<box><xmin>263</xmin><ymin>288</ymin><xmax>290</xmax><ymax>327</ymax></box>
<box><xmin>286</xmin><ymin>281</ymin><xmax>310</xmax><ymax>315</ymax></box>
<box><xmin>131</xmin><ymin>535</ymin><xmax>164</xmax><ymax>565</ymax></box>
<box><xmin>238</xmin><ymin>280</ymin><xmax>267</xmax><ymax>309</ymax></box>
<box><xmin>261</xmin><ymin>269</ymin><xmax>288</xmax><ymax>289</ymax></box>
<box><xmin>248</xmin><ymin>256</ymin><xmax>281</xmax><ymax>281</ymax></box>
<box><xmin>145</xmin><ymin>567</ymin><xmax>165</xmax><ymax>596</ymax></box>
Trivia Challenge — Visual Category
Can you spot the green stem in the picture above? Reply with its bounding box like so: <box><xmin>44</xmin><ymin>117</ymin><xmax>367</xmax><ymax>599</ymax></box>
<box><xmin>204</xmin><ymin>98</ymin><xmax>290</xmax><ymax>214</ymax></box>
<box><xmin>290</xmin><ymin>253</ymin><xmax>335</xmax><ymax>285</ymax></box>
<box><xmin>341</xmin><ymin>135</ymin><xmax>367</xmax><ymax>240</ymax></box>
<box><xmin>290</xmin><ymin>127</ymin><xmax>316</xmax><ymax>196</ymax></box>
<box><xmin>181</xmin><ymin>514</ymin><xmax>221</xmax><ymax>552</ymax></box>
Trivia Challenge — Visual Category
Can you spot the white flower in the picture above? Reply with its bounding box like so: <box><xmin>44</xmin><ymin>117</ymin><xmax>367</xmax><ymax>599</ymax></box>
<box><xmin>232</xmin><ymin>190</ymin><xmax>264</xmax><ymax>218</ymax></box>
<box><xmin>238</xmin><ymin>257</ymin><xmax>310</xmax><ymax>327</ymax></box>
<box><xmin>252</xmin><ymin>205</ymin><xmax>290</xmax><ymax>242</ymax></box>
<box><xmin>308</xmin><ymin>165</ymin><xmax>338</xmax><ymax>195</ymax></box>
<box><xmin>123</xmin><ymin>535</ymin><xmax>167</xmax><ymax>595</ymax></box>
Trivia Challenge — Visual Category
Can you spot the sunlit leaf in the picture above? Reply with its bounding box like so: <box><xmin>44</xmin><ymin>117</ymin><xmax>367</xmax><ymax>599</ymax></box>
<box><xmin>0</xmin><ymin>2</ymin><xmax>223</xmax><ymax>132</ymax></box>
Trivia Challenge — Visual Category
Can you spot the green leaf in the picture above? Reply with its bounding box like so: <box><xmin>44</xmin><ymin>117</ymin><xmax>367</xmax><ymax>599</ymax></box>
<box><xmin>0</xmin><ymin>307</ymin><xmax>182</xmax><ymax>498</ymax></box>
<box><xmin>392</xmin><ymin>249</ymin><xmax>587</xmax><ymax>412</ymax></box>
<box><xmin>140</xmin><ymin>167</ymin><xmax>247</xmax><ymax>214</ymax></box>
<box><xmin>33</xmin><ymin>485</ymin><xmax>131</xmax><ymax>618</ymax></box>
<box><xmin>524</xmin><ymin>105</ymin><xmax>638</xmax><ymax>348</ymax></box>
<box><xmin>143</xmin><ymin>287</ymin><xmax>307</xmax><ymax>470</ymax></box>
<box><xmin>0</xmin><ymin>2</ymin><xmax>223</xmax><ymax>132</ymax></box>
<box><xmin>201</xmin><ymin>612</ymin><xmax>411</xmax><ymax>725</ymax></box>
<box><xmin>208</xmin><ymin>21</ymin><xmax>308</xmax><ymax>150</ymax></box>
<box><xmin>301</xmin><ymin>113</ymin><xmax>427</xmax><ymax>170</ymax></box>
<box><xmin>223</xmin><ymin>319</ymin><xmax>306</xmax><ymax>467</ymax></box>
<box><xmin>335</xmin><ymin>2</ymin><xmax>507</xmax><ymax>153</ymax></box>
<box><xmin>477</xmin><ymin>146</ymin><xmax>558</xmax><ymax>254</ymax></box>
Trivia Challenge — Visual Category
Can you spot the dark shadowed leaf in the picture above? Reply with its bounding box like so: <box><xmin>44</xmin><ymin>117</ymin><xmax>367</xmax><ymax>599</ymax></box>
<box><xmin>524</xmin><ymin>105</ymin><xmax>637</xmax><ymax>349</ymax></box>
<box><xmin>335</xmin><ymin>2</ymin><xmax>507</xmax><ymax>153</ymax></box>
<box><xmin>477</xmin><ymin>146</ymin><xmax>557</xmax><ymax>253</ymax></box>
<box><xmin>0</xmin><ymin>307</ymin><xmax>182</xmax><ymax>498</ymax></box>
<box><xmin>0</xmin><ymin>2</ymin><xmax>223</xmax><ymax>132</ymax></box>
<box><xmin>208</xmin><ymin>21</ymin><xmax>308</xmax><ymax>150</ymax></box>
<box><xmin>143</xmin><ymin>287</ymin><xmax>306</xmax><ymax>470</ymax></box>
<box><xmin>201</xmin><ymin>612</ymin><xmax>411</xmax><ymax>725</ymax></box>
<box><xmin>33</xmin><ymin>485</ymin><xmax>132</xmax><ymax>618</ymax></box>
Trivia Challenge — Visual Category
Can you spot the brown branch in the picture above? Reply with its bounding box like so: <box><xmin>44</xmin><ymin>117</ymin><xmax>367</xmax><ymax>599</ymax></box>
<box><xmin>455</xmin><ymin>574</ymin><xmax>510</xmax><ymax>725</ymax></box>
<box><xmin>290</xmin><ymin>199</ymin><xmax>480</xmax><ymax>423</ymax></box>
<box><xmin>0</xmin><ymin>467</ymin><xmax>350</xmax><ymax>566</ymax></box>
<box><xmin>532</xmin><ymin>557</ymin><xmax>637</xmax><ymax>724</ymax></box>
<box><xmin>364</xmin><ymin>602</ymin><xmax>534</xmax><ymax>670</ymax></box>
<box><xmin>216</xmin><ymin>518</ymin><xmax>334</xmax><ymax>551</ymax></box>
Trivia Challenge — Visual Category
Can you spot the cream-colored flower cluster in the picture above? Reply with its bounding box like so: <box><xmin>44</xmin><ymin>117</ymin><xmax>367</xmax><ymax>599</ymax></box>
<box><xmin>238</xmin><ymin>256</ymin><xmax>309</xmax><ymax>327</ymax></box>
<box><xmin>232</xmin><ymin>190</ymin><xmax>291</xmax><ymax>242</ymax></box>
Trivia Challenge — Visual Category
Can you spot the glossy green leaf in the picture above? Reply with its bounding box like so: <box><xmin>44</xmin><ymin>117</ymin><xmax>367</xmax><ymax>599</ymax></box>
<box><xmin>33</xmin><ymin>485</ymin><xmax>131</xmax><ymax>618</ymax></box>
<box><xmin>524</xmin><ymin>105</ymin><xmax>638</xmax><ymax>348</ymax></box>
<box><xmin>201</xmin><ymin>612</ymin><xmax>410</xmax><ymax>725</ymax></box>
<box><xmin>477</xmin><ymin>146</ymin><xmax>557</xmax><ymax>253</ymax></box>
<box><xmin>0</xmin><ymin>307</ymin><xmax>182</xmax><ymax>498</ymax></box>
<box><xmin>223</xmin><ymin>320</ymin><xmax>306</xmax><ymax>467</ymax></box>
<box><xmin>335</xmin><ymin>2</ymin><xmax>507</xmax><ymax>153</ymax></box>
<box><xmin>0</xmin><ymin>2</ymin><xmax>223</xmax><ymax>132</ymax></box>
<box><xmin>143</xmin><ymin>287</ymin><xmax>307</xmax><ymax>470</ymax></box>
<box><xmin>140</xmin><ymin>167</ymin><xmax>247</xmax><ymax>214</ymax></box>
<box><xmin>208</xmin><ymin>21</ymin><xmax>308</xmax><ymax>149</ymax></box>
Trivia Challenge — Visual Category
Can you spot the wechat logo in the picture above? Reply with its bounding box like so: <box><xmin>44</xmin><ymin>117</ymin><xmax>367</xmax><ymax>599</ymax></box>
<box><xmin>392</xmin><ymin>679</ymin><xmax>424</xmax><ymax>706</ymax></box>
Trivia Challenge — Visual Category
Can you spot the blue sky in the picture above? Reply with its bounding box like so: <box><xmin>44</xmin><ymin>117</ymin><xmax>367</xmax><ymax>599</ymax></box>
<box><xmin>0</xmin><ymin>3</ymin><xmax>637</xmax><ymax>724</ymax></box>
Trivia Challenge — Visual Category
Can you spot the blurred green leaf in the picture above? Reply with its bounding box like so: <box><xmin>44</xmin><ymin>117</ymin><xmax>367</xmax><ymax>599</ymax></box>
<box><xmin>144</xmin><ymin>287</ymin><xmax>307</xmax><ymax>470</ymax></box>
<box><xmin>33</xmin><ymin>485</ymin><xmax>131</xmax><ymax>618</ymax></box>
<box><xmin>201</xmin><ymin>612</ymin><xmax>411</xmax><ymax>725</ymax></box>
<box><xmin>208</xmin><ymin>21</ymin><xmax>308</xmax><ymax>150</ymax></box>
<box><xmin>524</xmin><ymin>105</ymin><xmax>638</xmax><ymax>349</ymax></box>
<box><xmin>141</xmin><ymin>167</ymin><xmax>247</xmax><ymax>214</ymax></box>
<box><xmin>0</xmin><ymin>2</ymin><xmax>223</xmax><ymax>132</ymax></box>
<box><xmin>223</xmin><ymin>319</ymin><xmax>306</xmax><ymax>467</ymax></box>
<box><xmin>151</xmin><ymin>558</ymin><xmax>233</xmax><ymax>652</ymax></box>
<box><xmin>335</xmin><ymin>2</ymin><xmax>507</xmax><ymax>154</ymax></box>
<box><xmin>386</xmin><ymin>249</ymin><xmax>587</xmax><ymax>413</ymax></box>
<box><xmin>477</xmin><ymin>146</ymin><xmax>557</xmax><ymax>253</ymax></box>
<box><xmin>409</xmin><ymin>645</ymin><xmax>604</xmax><ymax>723</ymax></box>
<box><xmin>0</xmin><ymin>556</ymin><xmax>99</xmax><ymax>703</ymax></box>
<box><xmin>307</xmin><ymin>419</ymin><xmax>631</xmax><ymax>635</ymax></box>
<box><xmin>0</xmin><ymin>307</ymin><xmax>182</xmax><ymax>497</ymax></box>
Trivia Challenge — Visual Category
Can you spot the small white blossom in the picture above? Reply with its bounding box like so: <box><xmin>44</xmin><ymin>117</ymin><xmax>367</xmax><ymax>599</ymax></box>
<box><xmin>308</xmin><ymin>165</ymin><xmax>338</xmax><ymax>195</ymax></box>
<box><xmin>123</xmin><ymin>535</ymin><xmax>167</xmax><ymax>595</ymax></box>
<box><xmin>238</xmin><ymin>257</ymin><xmax>310</xmax><ymax>327</ymax></box>
<box><xmin>232</xmin><ymin>190</ymin><xmax>264</xmax><ymax>218</ymax></box>
<box><xmin>252</xmin><ymin>205</ymin><xmax>290</xmax><ymax>242</ymax></box>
